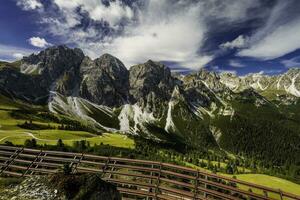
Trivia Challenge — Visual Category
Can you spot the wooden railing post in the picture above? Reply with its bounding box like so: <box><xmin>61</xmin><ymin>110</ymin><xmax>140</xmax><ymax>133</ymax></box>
<box><xmin>146</xmin><ymin>164</ymin><xmax>154</xmax><ymax>200</ymax></box>
<box><xmin>193</xmin><ymin>170</ymin><xmax>199</xmax><ymax>200</ymax></box>
<box><xmin>72</xmin><ymin>152</ymin><xmax>84</xmax><ymax>174</ymax></box>
<box><xmin>263</xmin><ymin>190</ymin><xmax>268</xmax><ymax>198</ymax></box>
<box><xmin>108</xmin><ymin>160</ymin><xmax>117</xmax><ymax>179</ymax></box>
<box><xmin>0</xmin><ymin>147</ymin><xmax>23</xmax><ymax>175</ymax></box>
<box><xmin>31</xmin><ymin>152</ymin><xmax>47</xmax><ymax>175</ymax></box>
<box><xmin>154</xmin><ymin>162</ymin><xmax>162</xmax><ymax>200</ymax></box>
<box><xmin>69</xmin><ymin>155</ymin><xmax>77</xmax><ymax>172</ymax></box>
<box><xmin>22</xmin><ymin>150</ymin><xmax>42</xmax><ymax>176</ymax></box>
<box><xmin>204</xmin><ymin>174</ymin><xmax>208</xmax><ymax>198</ymax></box>
<box><xmin>101</xmin><ymin>157</ymin><xmax>110</xmax><ymax>178</ymax></box>
<box><xmin>279</xmin><ymin>189</ymin><xmax>283</xmax><ymax>200</ymax></box>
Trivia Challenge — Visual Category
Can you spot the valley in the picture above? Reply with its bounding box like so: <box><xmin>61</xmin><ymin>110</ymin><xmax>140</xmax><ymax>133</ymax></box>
<box><xmin>0</xmin><ymin>46</ymin><xmax>299</xmax><ymax>197</ymax></box>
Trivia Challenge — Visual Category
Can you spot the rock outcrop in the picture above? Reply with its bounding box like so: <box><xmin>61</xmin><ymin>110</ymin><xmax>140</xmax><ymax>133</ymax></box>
<box><xmin>129</xmin><ymin>60</ymin><xmax>176</xmax><ymax>115</ymax></box>
<box><xmin>79</xmin><ymin>54</ymin><xmax>129</xmax><ymax>107</ymax></box>
<box><xmin>0</xmin><ymin>174</ymin><xmax>121</xmax><ymax>200</ymax></box>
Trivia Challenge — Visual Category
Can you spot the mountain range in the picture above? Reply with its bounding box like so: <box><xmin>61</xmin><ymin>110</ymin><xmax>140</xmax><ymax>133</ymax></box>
<box><xmin>0</xmin><ymin>45</ymin><xmax>299</xmax><ymax>165</ymax></box>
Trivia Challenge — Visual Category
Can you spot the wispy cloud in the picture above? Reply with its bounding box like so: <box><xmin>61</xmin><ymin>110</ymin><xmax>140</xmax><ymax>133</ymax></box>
<box><xmin>281</xmin><ymin>56</ymin><xmax>300</xmax><ymax>68</ymax></box>
<box><xmin>17</xmin><ymin>0</ymin><xmax>299</xmax><ymax>73</ymax></box>
<box><xmin>237</xmin><ymin>1</ymin><xmax>300</xmax><ymax>60</ymax></box>
<box><xmin>17</xmin><ymin>0</ymin><xmax>43</xmax><ymax>11</ymax></box>
<box><xmin>210</xmin><ymin>66</ymin><xmax>237</xmax><ymax>75</ymax></box>
<box><xmin>220</xmin><ymin>35</ymin><xmax>248</xmax><ymax>49</ymax></box>
<box><xmin>15</xmin><ymin>0</ymin><xmax>267</xmax><ymax>70</ymax></box>
<box><xmin>0</xmin><ymin>44</ymin><xmax>36</xmax><ymax>61</ymax></box>
<box><xmin>259</xmin><ymin>69</ymin><xmax>283</xmax><ymax>75</ymax></box>
<box><xmin>229</xmin><ymin>60</ymin><xmax>245</xmax><ymax>68</ymax></box>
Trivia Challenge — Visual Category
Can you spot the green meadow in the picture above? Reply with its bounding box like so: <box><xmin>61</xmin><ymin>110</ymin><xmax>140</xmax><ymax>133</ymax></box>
<box><xmin>0</xmin><ymin>95</ymin><xmax>134</xmax><ymax>149</ymax></box>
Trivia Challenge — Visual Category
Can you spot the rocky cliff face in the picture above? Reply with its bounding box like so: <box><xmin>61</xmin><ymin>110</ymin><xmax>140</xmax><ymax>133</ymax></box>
<box><xmin>129</xmin><ymin>60</ymin><xmax>176</xmax><ymax>115</ymax></box>
<box><xmin>20</xmin><ymin>45</ymin><xmax>84</xmax><ymax>79</ymax></box>
<box><xmin>0</xmin><ymin>66</ymin><xmax>48</xmax><ymax>103</ymax></box>
<box><xmin>79</xmin><ymin>54</ymin><xmax>129</xmax><ymax>107</ymax></box>
<box><xmin>0</xmin><ymin>46</ymin><xmax>84</xmax><ymax>103</ymax></box>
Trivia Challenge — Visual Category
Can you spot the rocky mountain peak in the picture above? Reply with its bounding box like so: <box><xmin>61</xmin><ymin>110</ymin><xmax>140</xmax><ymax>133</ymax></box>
<box><xmin>196</xmin><ymin>68</ymin><xmax>220</xmax><ymax>80</ymax></box>
<box><xmin>129</xmin><ymin>60</ymin><xmax>176</xmax><ymax>114</ymax></box>
<box><xmin>95</xmin><ymin>53</ymin><xmax>127</xmax><ymax>71</ymax></box>
<box><xmin>79</xmin><ymin>53</ymin><xmax>129</xmax><ymax>107</ymax></box>
<box><xmin>286</xmin><ymin>68</ymin><xmax>300</xmax><ymax>76</ymax></box>
<box><xmin>20</xmin><ymin>45</ymin><xmax>84</xmax><ymax>80</ymax></box>
<box><xmin>170</xmin><ymin>85</ymin><xmax>185</xmax><ymax>103</ymax></box>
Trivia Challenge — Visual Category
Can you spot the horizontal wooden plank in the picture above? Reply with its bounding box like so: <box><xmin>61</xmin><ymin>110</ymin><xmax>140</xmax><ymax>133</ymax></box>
<box><xmin>117</xmin><ymin>187</ymin><xmax>156</xmax><ymax>197</ymax></box>
<box><xmin>104</xmin><ymin>177</ymin><xmax>156</xmax><ymax>188</ymax></box>
<box><xmin>159</xmin><ymin>185</ymin><xmax>195</xmax><ymax>198</ymax></box>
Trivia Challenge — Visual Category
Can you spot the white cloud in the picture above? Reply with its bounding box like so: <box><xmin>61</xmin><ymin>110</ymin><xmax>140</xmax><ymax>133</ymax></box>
<box><xmin>12</xmin><ymin>53</ymin><xmax>25</xmax><ymax>59</ymax></box>
<box><xmin>220</xmin><ymin>35</ymin><xmax>248</xmax><ymax>49</ymax></box>
<box><xmin>18</xmin><ymin>0</ymin><xmax>268</xmax><ymax>70</ymax></box>
<box><xmin>46</xmin><ymin>1</ymin><xmax>214</xmax><ymax>70</ymax></box>
<box><xmin>281</xmin><ymin>56</ymin><xmax>300</xmax><ymax>68</ymax></box>
<box><xmin>229</xmin><ymin>60</ymin><xmax>245</xmax><ymax>68</ymax></box>
<box><xmin>17</xmin><ymin>0</ymin><xmax>43</xmax><ymax>10</ymax></box>
<box><xmin>0</xmin><ymin>44</ymin><xmax>35</xmax><ymax>61</ymax></box>
<box><xmin>52</xmin><ymin>0</ymin><xmax>134</xmax><ymax>27</ymax></box>
<box><xmin>237</xmin><ymin>1</ymin><xmax>300</xmax><ymax>60</ymax></box>
<box><xmin>101</xmin><ymin>1</ymin><xmax>212</xmax><ymax>69</ymax></box>
<box><xmin>28</xmin><ymin>37</ymin><xmax>51</xmax><ymax>48</ymax></box>
<box><xmin>238</xmin><ymin>18</ymin><xmax>300</xmax><ymax>59</ymax></box>
<box><xmin>218</xmin><ymin>69</ymin><xmax>237</xmax><ymax>75</ymax></box>
<box><xmin>259</xmin><ymin>69</ymin><xmax>283</xmax><ymax>75</ymax></box>
<box><xmin>211</xmin><ymin>66</ymin><xmax>237</xmax><ymax>75</ymax></box>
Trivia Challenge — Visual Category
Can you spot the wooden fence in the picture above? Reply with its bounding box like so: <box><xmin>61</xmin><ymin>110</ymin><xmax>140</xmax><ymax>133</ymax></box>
<box><xmin>0</xmin><ymin>145</ymin><xmax>299</xmax><ymax>200</ymax></box>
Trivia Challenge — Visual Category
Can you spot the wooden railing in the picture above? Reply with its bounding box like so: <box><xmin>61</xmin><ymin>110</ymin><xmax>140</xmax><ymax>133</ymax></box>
<box><xmin>0</xmin><ymin>145</ymin><xmax>299</xmax><ymax>200</ymax></box>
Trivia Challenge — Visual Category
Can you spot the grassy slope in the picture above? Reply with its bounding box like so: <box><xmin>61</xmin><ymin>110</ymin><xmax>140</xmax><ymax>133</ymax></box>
<box><xmin>0</xmin><ymin>95</ymin><xmax>134</xmax><ymax>148</ymax></box>
<box><xmin>235</xmin><ymin>174</ymin><xmax>300</xmax><ymax>197</ymax></box>
<box><xmin>220</xmin><ymin>174</ymin><xmax>300</xmax><ymax>199</ymax></box>
<box><xmin>185</xmin><ymin>162</ymin><xmax>300</xmax><ymax>199</ymax></box>
<box><xmin>0</xmin><ymin>60</ymin><xmax>21</xmax><ymax>70</ymax></box>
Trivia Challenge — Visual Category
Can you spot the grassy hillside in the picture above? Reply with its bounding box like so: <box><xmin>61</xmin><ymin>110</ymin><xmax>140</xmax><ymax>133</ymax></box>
<box><xmin>0</xmin><ymin>95</ymin><xmax>134</xmax><ymax>148</ymax></box>
<box><xmin>214</xmin><ymin>100</ymin><xmax>300</xmax><ymax>165</ymax></box>
<box><xmin>0</xmin><ymin>60</ymin><xmax>21</xmax><ymax>70</ymax></box>
<box><xmin>230</xmin><ymin>174</ymin><xmax>300</xmax><ymax>199</ymax></box>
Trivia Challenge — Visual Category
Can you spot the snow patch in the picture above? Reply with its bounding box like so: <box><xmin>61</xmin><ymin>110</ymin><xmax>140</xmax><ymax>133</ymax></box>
<box><xmin>164</xmin><ymin>100</ymin><xmax>176</xmax><ymax>132</ymax></box>
<box><xmin>286</xmin><ymin>73</ymin><xmax>300</xmax><ymax>97</ymax></box>
<box><xmin>222</xmin><ymin>81</ymin><xmax>238</xmax><ymax>90</ymax></box>
<box><xmin>20</xmin><ymin>63</ymin><xmax>41</xmax><ymax>74</ymax></box>
<box><xmin>257</xmin><ymin>79</ymin><xmax>268</xmax><ymax>90</ymax></box>
<box><xmin>201</xmin><ymin>81</ymin><xmax>227</xmax><ymax>106</ymax></box>
<box><xmin>118</xmin><ymin>104</ymin><xmax>132</xmax><ymax>131</ymax></box>
<box><xmin>277</xmin><ymin>75</ymin><xmax>283</xmax><ymax>90</ymax></box>
<box><xmin>48</xmin><ymin>92</ymin><xmax>116</xmax><ymax>131</ymax></box>
<box><xmin>132</xmin><ymin>104</ymin><xmax>155</xmax><ymax>132</ymax></box>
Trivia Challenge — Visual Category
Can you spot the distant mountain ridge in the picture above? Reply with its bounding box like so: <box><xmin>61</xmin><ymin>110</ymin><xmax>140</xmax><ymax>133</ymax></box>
<box><xmin>220</xmin><ymin>68</ymin><xmax>300</xmax><ymax>100</ymax></box>
<box><xmin>0</xmin><ymin>45</ymin><xmax>299</xmax><ymax>165</ymax></box>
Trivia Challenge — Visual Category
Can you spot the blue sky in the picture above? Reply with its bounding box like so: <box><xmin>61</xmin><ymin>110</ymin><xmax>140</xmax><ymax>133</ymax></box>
<box><xmin>1</xmin><ymin>0</ymin><xmax>300</xmax><ymax>75</ymax></box>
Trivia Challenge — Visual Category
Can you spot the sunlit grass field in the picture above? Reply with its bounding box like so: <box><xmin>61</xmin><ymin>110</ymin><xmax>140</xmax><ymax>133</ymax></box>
<box><xmin>183</xmin><ymin>161</ymin><xmax>300</xmax><ymax>198</ymax></box>
<box><xmin>0</xmin><ymin>95</ymin><xmax>134</xmax><ymax>148</ymax></box>
<box><xmin>227</xmin><ymin>174</ymin><xmax>300</xmax><ymax>199</ymax></box>
<box><xmin>0</xmin><ymin>130</ymin><xmax>134</xmax><ymax>148</ymax></box>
